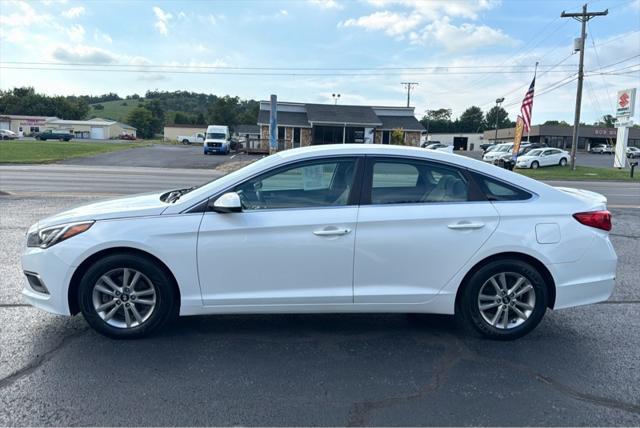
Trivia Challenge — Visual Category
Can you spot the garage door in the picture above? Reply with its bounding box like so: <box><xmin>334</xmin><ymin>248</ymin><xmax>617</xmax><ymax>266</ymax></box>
<box><xmin>90</xmin><ymin>127</ymin><xmax>105</xmax><ymax>139</ymax></box>
<box><xmin>0</xmin><ymin>121</ymin><xmax>10</xmax><ymax>130</ymax></box>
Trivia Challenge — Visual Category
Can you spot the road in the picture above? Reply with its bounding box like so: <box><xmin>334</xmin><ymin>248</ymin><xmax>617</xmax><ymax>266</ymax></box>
<box><xmin>0</xmin><ymin>191</ymin><xmax>638</xmax><ymax>425</ymax></box>
<box><xmin>1</xmin><ymin>164</ymin><xmax>638</xmax><ymax>207</ymax></box>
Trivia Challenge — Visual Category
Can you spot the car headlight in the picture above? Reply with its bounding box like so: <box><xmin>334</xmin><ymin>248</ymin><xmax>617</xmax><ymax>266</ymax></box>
<box><xmin>27</xmin><ymin>221</ymin><xmax>94</xmax><ymax>248</ymax></box>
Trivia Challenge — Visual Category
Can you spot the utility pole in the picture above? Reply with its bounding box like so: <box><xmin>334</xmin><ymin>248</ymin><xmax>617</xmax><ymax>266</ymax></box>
<box><xmin>494</xmin><ymin>97</ymin><xmax>505</xmax><ymax>144</ymax></box>
<box><xmin>401</xmin><ymin>82</ymin><xmax>418</xmax><ymax>107</ymax></box>
<box><xmin>561</xmin><ymin>4</ymin><xmax>608</xmax><ymax>170</ymax></box>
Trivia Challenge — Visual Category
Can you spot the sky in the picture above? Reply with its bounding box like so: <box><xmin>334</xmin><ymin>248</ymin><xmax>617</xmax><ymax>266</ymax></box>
<box><xmin>0</xmin><ymin>0</ymin><xmax>639</xmax><ymax>125</ymax></box>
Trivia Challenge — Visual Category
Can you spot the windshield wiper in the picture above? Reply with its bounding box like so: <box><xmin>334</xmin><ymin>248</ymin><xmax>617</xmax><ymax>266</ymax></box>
<box><xmin>164</xmin><ymin>186</ymin><xmax>197</xmax><ymax>203</ymax></box>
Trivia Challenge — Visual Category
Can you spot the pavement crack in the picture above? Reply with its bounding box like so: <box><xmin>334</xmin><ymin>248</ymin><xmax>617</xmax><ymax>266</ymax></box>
<box><xmin>0</xmin><ymin>327</ymin><xmax>89</xmax><ymax>390</ymax></box>
<box><xmin>345</xmin><ymin>333</ymin><xmax>471</xmax><ymax>426</ymax></box>
<box><xmin>598</xmin><ymin>300</ymin><xmax>640</xmax><ymax>304</ymax></box>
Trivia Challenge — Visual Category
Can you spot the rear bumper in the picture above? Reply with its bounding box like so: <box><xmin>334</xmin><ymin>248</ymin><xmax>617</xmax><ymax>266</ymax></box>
<box><xmin>552</xmin><ymin>232</ymin><xmax>617</xmax><ymax>309</ymax></box>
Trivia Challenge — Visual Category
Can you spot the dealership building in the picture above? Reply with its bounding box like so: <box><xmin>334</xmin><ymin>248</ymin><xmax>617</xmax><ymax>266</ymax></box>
<box><xmin>0</xmin><ymin>114</ymin><xmax>136</xmax><ymax>139</ymax></box>
<box><xmin>483</xmin><ymin>124</ymin><xmax>640</xmax><ymax>150</ymax></box>
<box><xmin>256</xmin><ymin>101</ymin><xmax>425</xmax><ymax>151</ymax></box>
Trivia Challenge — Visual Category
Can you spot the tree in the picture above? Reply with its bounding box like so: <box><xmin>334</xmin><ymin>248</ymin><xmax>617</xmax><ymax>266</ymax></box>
<box><xmin>391</xmin><ymin>128</ymin><xmax>407</xmax><ymax>145</ymax></box>
<box><xmin>593</xmin><ymin>114</ymin><xmax>615</xmax><ymax>128</ymax></box>
<box><xmin>93</xmin><ymin>104</ymin><xmax>105</xmax><ymax>110</ymax></box>
<box><xmin>140</xmin><ymin>99</ymin><xmax>165</xmax><ymax>135</ymax></box>
<box><xmin>420</xmin><ymin>108</ymin><xmax>453</xmax><ymax>133</ymax></box>
<box><xmin>542</xmin><ymin>120</ymin><xmax>570</xmax><ymax>126</ymax></box>
<box><xmin>484</xmin><ymin>106</ymin><xmax>511</xmax><ymax>130</ymax></box>
<box><xmin>458</xmin><ymin>106</ymin><xmax>485</xmax><ymax>133</ymax></box>
<box><xmin>207</xmin><ymin>95</ymin><xmax>241</xmax><ymax>127</ymax></box>
<box><xmin>126</xmin><ymin>107</ymin><xmax>155</xmax><ymax>138</ymax></box>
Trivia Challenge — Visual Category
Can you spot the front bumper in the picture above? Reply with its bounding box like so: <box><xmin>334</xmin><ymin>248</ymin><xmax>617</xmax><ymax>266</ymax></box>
<box><xmin>21</xmin><ymin>246</ymin><xmax>75</xmax><ymax>315</ymax></box>
<box><xmin>204</xmin><ymin>146</ymin><xmax>228</xmax><ymax>154</ymax></box>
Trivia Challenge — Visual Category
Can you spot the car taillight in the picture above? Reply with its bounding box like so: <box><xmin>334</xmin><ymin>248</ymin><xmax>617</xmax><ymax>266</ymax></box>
<box><xmin>573</xmin><ymin>210</ymin><xmax>612</xmax><ymax>231</ymax></box>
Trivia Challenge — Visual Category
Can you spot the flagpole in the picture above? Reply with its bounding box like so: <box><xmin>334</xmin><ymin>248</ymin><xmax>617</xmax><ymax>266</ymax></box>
<box><xmin>526</xmin><ymin>62</ymin><xmax>538</xmax><ymax>143</ymax></box>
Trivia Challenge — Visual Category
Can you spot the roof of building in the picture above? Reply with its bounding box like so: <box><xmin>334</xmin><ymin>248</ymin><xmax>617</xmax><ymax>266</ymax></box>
<box><xmin>0</xmin><ymin>114</ymin><xmax>58</xmax><ymax>120</ymax></box>
<box><xmin>48</xmin><ymin>118</ymin><xmax>117</xmax><ymax>126</ymax></box>
<box><xmin>257</xmin><ymin>101</ymin><xmax>423</xmax><ymax>130</ymax></box>
<box><xmin>234</xmin><ymin>124</ymin><xmax>260</xmax><ymax>134</ymax></box>
<box><xmin>377</xmin><ymin>115</ymin><xmax>425</xmax><ymax>131</ymax></box>
<box><xmin>305</xmin><ymin>104</ymin><xmax>382</xmax><ymax>125</ymax></box>
<box><xmin>257</xmin><ymin>110</ymin><xmax>310</xmax><ymax>127</ymax></box>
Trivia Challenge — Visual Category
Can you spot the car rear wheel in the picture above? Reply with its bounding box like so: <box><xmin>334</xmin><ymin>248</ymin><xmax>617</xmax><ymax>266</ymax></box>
<box><xmin>531</xmin><ymin>161</ymin><xmax>539</xmax><ymax>169</ymax></box>
<box><xmin>559</xmin><ymin>158</ymin><xmax>567</xmax><ymax>166</ymax></box>
<box><xmin>182</xmin><ymin>139</ymin><xmax>189</xmax><ymax>144</ymax></box>
<box><xmin>78</xmin><ymin>254</ymin><xmax>177</xmax><ymax>339</ymax></box>
<box><xmin>457</xmin><ymin>259</ymin><xmax>548</xmax><ymax>340</ymax></box>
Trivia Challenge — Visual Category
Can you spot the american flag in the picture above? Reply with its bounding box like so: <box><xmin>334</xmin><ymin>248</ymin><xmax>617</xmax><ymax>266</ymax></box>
<box><xmin>520</xmin><ymin>77</ymin><xmax>535</xmax><ymax>133</ymax></box>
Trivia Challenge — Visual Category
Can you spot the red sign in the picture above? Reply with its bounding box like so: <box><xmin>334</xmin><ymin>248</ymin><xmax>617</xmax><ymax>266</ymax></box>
<box><xmin>619</xmin><ymin>92</ymin><xmax>629</xmax><ymax>108</ymax></box>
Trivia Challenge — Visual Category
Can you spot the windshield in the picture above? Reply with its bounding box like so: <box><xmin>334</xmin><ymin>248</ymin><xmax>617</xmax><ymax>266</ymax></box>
<box><xmin>496</xmin><ymin>145</ymin><xmax>512</xmax><ymax>152</ymax></box>
<box><xmin>206</xmin><ymin>132</ymin><xmax>226</xmax><ymax>139</ymax></box>
<box><xmin>526</xmin><ymin>149</ymin><xmax>543</xmax><ymax>156</ymax></box>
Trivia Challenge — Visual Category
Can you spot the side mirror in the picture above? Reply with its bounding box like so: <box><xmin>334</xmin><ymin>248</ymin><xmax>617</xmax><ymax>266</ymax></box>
<box><xmin>210</xmin><ymin>192</ymin><xmax>242</xmax><ymax>213</ymax></box>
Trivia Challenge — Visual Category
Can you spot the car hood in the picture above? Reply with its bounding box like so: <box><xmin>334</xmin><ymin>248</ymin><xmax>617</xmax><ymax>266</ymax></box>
<box><xmin>36</xmin><ymin>192</ymin><xmax>169</xmax><ymax>229</ymax></box>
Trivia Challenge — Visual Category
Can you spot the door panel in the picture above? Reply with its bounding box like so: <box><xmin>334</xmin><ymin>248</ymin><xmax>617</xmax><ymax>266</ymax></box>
<box><xmin>354</xmin><ymin>203</ymin><xmax>498</xmax><ymax>303</ymax></box>
<box><xmin>197</xmin><ymin>208</ymin><xmax>358</xmax><ymax>305</ymax></box>
<box><xmin>353</xmin><ymin>157</ymin><xmax>499</xmax><ymax>304</ymax></box>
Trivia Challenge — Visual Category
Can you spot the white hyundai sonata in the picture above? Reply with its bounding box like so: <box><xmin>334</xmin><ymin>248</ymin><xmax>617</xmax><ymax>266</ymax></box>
<box><xmin>22</xmin><ymin>144</ymin><xmax>616</xmax><ymax>340</ymax></box>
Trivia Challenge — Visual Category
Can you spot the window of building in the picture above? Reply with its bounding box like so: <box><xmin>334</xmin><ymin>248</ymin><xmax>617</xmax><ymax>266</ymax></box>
<box><xmin>313</xmin><ymin>126</ymin><xmax>344</xmax><ymax>145</ymax></box>
<box><xmin>234</xmin><ymin>158</ymin><xmax>357</xmax><ymax>210</ymax></box>
<box><xmin>368</xmin><ymin>159</ymin><xmax>468</xmax><ymax>204</ymax></box>
<box><xmin>293</xmin><ymin>127</ymin><xmax>301</xmax><ymax>148</ymax></box>
<box><xmin>382</xmin><ymin>131</ymin><xmax>390</xmax><ymax>144</ymax></box>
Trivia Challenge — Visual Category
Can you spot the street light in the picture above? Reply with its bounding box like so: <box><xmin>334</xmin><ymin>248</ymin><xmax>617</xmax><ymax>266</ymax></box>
<box><xmin>494</xmin><ymin>97</ymin><xmax>505</xmax><ymax>144</ymax></box>
<box><xmin>332</xmin><ymin>93</ymin><xmax>341</xmax><ymax>105</ymax></box>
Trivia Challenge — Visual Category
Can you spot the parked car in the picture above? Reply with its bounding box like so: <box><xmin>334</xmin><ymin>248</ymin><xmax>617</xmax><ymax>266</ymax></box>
<box><xmin>423</xmin><ymin>142</ymin><xmax>454</xmax><ymax>153</ymax></box>
<box><xmin>22</xmin><ymin>145</ymin><xmax>616</xmax><ymax>340</ymax></box>
<box><xmin>480</xmin><ymin>142</ymin><xmax>496</xmax><ymax>152</ymax></box>
<box><xmin>516</xmin><ymin>148</ymin><xmax>569</xmax><ymax>169</ymax></box>
<box><xmin>35</xmin><ymin>130</ymin><xmax>73</xmax><ymax>141</ymax></box>
<box><xmin>177</xmin><ymin>132</ymin><xmax>204</xmax><ymax>145</ymax></box>
<box><xmin>203</xmin><ymin>125</ymin><xmax>230</xmax><ymax>155</ymax></box>
<box><xmin>626</xmin><ymin>147</ymin><xmax>640</xmax><ymax>159</ymax></box>
<box><xmin>482</xmin><ymin>143</ymin><xmax>513</xmax><ymax>163</ymax></box>
<box><xmin>420</xmin><ymin>140</ymin><xmax>441</xmax><ymax>148</ymax></box>
<box><xmin>0</xmin><ymin>129</ymin><xmax>18</xmax><ymax>140</ymax></box>
<box><xmin>590</xmin><ymin>144</ymin><xmax>613</xmax><ymax>154</ymax></box>
<box><xmin>119</xmin><ymin>134</ymin><xmax>136</xmax><ymax>141</ymax></box>
<box><xmin>521</xmin><ymin>143</ymin><xmax>547</xmax><ymax>154</ymax></box>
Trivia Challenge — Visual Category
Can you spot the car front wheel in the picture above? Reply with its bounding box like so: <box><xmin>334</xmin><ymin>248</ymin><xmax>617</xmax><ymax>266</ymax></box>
<box><xmin>78</xmin><ymin>253</ymin><xmax>177</xmax><ymax>339</ymax></box>
<box><xmin>559</xmin><ymin>158</ymin><xmax>567</xmax><ymax>166</ymax></box>
<box><xmin>457</xmin><ymin>259</ymin><xmax>548</xmax><ymax>340</ymax></box>
<box><xmin>531</xmin><ymin>161</ymin><xmax>539</xmax><ymax>169</ymax></box>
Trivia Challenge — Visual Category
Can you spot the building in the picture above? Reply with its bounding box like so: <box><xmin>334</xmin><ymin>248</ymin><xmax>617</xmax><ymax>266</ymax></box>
<box><xmin>163</xmin><ymin>124</ymin><xmax>207</xmax><ymax>142</ymax></box>
<box><xmin>424</xmin><ymin>133</ymin><xmax>485</xmax><ymax>151</ymax></box>
<box><xmin>256</xmin><ymin>101</ymin><xmax>425</xmax><ymax>151</ymax></box>
<box><xmin>0</xmin><ymin>114</ymin><xmax>136</xmax><ymax>139</ymax></box>
<box><xmin>483</xmin><ymin>124</ymin><xmax>640</xmax><ymax>150</ymax></box>
<box><xmin>233</xmin><ymin>124</ymin><xmax>260</xmax><ymax>140</ymax></box>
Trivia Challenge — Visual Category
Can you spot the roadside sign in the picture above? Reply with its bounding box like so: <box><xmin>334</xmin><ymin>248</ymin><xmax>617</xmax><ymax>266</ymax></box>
<box><xmin>615</xmin><ymin>88</ymin><xmax>636</xmax><ymax>118</ymax></box>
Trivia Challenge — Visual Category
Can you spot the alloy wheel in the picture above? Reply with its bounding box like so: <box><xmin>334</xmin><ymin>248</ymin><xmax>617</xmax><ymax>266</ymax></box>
<box><xmin>477</xmin><ymin>272</ymin><xmax>536</xmax><ymax>330</ymax></box>
<box><xmin>92</xmin><ymin>268</ymin><xmax>157</xmax><ymax>329</ymax></box>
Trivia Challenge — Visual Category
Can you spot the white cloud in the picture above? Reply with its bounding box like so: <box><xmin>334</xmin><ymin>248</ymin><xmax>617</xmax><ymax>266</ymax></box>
<box><xmin>308</xmin><ymin>0</ymin><xmax>343</xmax><ymax>10</ymax></box>
<box><xmin>94</xmin><ymin>29</ymin><xmax>112</xmax><ymax>44</ymax></box>
<box><xmin>61</xmin><ymin>6</ymin><xmax>85</xmax><ymax>19</ymax></box>
<box><xmin>66</xmin><ymin>24</ymin><xmax>85</xmax><ymax>42</ymax></box>
<box><xmin>364</xmin><ymin>0</ymin><xmax>499</xmax><ymax>20</ymax></box>
<box><xmin>152</xmin><ymin>6</ymin><xmax>173</xmax><ymax>35</ymax></box>
<box><xmin>340</xmin><ymin>11</ymin><xmax>422</xmax><ymax>36</ymax></box>
<box><xmin>0</xmin><ymin>1</ymin><xmax>52</xmax><ymax>27</ymax></box>
<box><xmin>279</xmin><ymin>9</ymin><xmax>289</xmax><ymax>16</ymax></box>
<box><xmin>413</xmin><ymin>17</ymin><xmax>515</xmax><ymax>51</ymax></box>
<box><xmin>51</xmin><ymin>44</ymin><xmax>118</xmax><ymax>64</ymax></box>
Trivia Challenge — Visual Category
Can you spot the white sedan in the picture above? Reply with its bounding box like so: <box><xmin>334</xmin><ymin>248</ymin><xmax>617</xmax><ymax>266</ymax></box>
<box><xmin>516</xmin><ymin>148</ymin><xmax>569</xmax><ymax>169</ymax></box>
<box><xmin>22</xmin><ymin>145</ymin><xmax>616</xmax><ymax>340</ymax></box>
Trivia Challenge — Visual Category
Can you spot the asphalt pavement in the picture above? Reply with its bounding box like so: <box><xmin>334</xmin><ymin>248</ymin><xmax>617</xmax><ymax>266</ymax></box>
<box><xmin>0</xmin><ymin>176</ymin><xmax>639</xmax><ymax>425</ymax></box>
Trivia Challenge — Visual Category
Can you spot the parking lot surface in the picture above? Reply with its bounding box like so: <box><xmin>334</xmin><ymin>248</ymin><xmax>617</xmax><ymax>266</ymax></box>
<box><xmin>0</xmin><ymin>187</ymin><xmax>639</xmax><ymax>425</ymax></box>
<box><xmin>59</xmin><ymin>143</ymin><xmax>261</xmax><ymax>170</ymax></box>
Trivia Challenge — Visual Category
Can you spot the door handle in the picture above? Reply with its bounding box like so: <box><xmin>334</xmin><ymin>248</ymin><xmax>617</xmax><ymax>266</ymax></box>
<box><xmin>313</xmin><ymin>228</ymin><xmax>352</xmax><ymax>236</ymax></box>
<box><xmin>448</xmin><ymin>222</ymin><xmax>485</xmax><ymax>230</ymax></box>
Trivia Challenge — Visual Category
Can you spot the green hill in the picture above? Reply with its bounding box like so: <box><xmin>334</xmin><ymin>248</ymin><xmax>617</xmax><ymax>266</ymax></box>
<box><xmin>89</xmin><ymin>99</ymin><xmax>142</xmax><ymax>122</ymax></box>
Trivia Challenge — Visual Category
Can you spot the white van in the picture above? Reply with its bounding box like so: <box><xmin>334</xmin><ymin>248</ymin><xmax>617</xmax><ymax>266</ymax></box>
<box><xmin>203</xmin><ymin>125</ymin><xmax>230</xmax><ymax>155</ymax></box>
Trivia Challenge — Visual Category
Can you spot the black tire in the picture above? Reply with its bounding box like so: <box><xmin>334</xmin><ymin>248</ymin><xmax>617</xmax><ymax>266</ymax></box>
<box><xmin>457</xmin><ymin>259</ymin><xmax>548</xmax><ymax>340</ymax></box>
<box><xmin>78</xmin><ymin>253</ymin><xmax>177</xmax><ymax>339</ymax></box>
<box><xmin>559</xmin><ymin>157</ymin><xmax>567</xmax><ymax>166</ymax></box>
<box><xmin>531</xmin><ymin>161</ymin><xmax>539</xmax><ymax>169</ymax></box>
<box><xmin>182</xmin><ymin>139</ymin><xmax>189</xmax><ymax>144</ymax></box>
